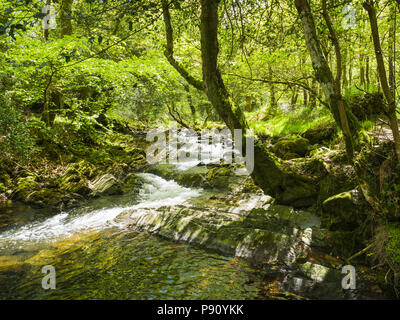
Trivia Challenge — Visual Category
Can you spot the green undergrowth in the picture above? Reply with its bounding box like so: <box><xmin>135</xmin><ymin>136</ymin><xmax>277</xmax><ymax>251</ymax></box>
<box><xmin>247</xmin><ymin>105</ymin><xmax>334</xmax><ymax>137</ymax></box>
<box><xmin>386</xmin><ymin>223</ymin><xmax>400</xmax><ymax>265</ymax></box>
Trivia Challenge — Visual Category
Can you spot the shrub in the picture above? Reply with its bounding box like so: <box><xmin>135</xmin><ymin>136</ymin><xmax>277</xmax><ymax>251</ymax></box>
<box><xmin>0</xmin><ymin>96</ymin><xmax>34</xmax><ymax>162</ymax></box>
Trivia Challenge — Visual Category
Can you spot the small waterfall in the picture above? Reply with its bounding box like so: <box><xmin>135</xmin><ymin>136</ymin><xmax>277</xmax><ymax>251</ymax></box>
<box><xmin>0</xmin><ymin>173</ymin><xmax>201</xmax><ymax>247</ymax></box>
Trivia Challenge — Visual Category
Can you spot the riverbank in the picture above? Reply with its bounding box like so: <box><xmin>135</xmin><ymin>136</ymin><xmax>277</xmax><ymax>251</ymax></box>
<box><xmin>0</xmin><ymin>118</ymin><xmax>398</xmax><ymax>299</ymax></box>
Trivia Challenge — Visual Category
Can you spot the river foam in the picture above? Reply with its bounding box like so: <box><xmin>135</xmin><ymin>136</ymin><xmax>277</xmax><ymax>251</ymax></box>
<box><xmin>0</xmin><ymin>173</ymin><xmax>201</xmax><ymax>246</ymax></box>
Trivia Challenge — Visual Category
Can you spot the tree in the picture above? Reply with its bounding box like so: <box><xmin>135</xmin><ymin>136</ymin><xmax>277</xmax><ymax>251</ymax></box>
<box><xmin>60</xmin><ymin>0</ymin><xmax>74</xmax><ymax>37</ymax></box>
<box><xmin>364</xmin><ymin>0</ymin><xmax>400</xmax><ymax>163</ymax></box>
<box><xmin>294</xmin><ymin>0</ymin><xmax>360</xmax><ymax>161</ymax></box>
<box><xmin>199</xmin><ymin>0</ymin><xmax>317</xmax><ymax>206</ymax></box>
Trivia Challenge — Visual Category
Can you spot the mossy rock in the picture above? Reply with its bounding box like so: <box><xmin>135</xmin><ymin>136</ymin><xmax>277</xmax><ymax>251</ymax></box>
<box><xmin>143</xmin><ymin>164</ymin><xmax>179</xmax><ymax>181</ymax></box>
<box><xmin>386</xmin><ymin>223</ymin><xmax>400</xmax><ymax>266</ymax></box>
<box><xmin>297</xmin><ymin>262</ymin><xmax>341</xmax><ymax>282</ymax></box>
<box><xmin>321</xmin><ymin>189</ymin><xmax>368</xmax><ymax>231</ymax></box>
<box><xmin>12</xmin><ymin>175</ymin><xmax>65</xmax><ymax>207</ymax></box>
<box><xmin>58</xmin><ymin>173</ymin><xmax>90</xmax><ymax>196</ymax></box>
<box><xmin>13</xmin><ymin>175</ymin><xmax>40</xmax><ymax>201</ymax></box>
<box><xmin>57</xmin><ymin>160</ymin><xmax>99</xmax><ymax>196</ymax></box>
<box><xmin>272</xmin><ymin>137</ymin><xmax>310</xmax><ymax>159</ymax></box>
<box><xmin>89</xmin><ymin>174</ymin><xmax>123</xmax><ymax>197</ymax></box>
<box><xmin>302</xmin><ymin>157</ymin><xmax>328</xmax><ymax>178</ymax></box>
<box><xmin>348</xmin><ymin>92</ymin><xmax>385</xmax><ymax>121</ymax></box>
<box><xmin>175</xmin><ymin>167</ymin><xmax>208</xmax><ymax>188</ymax></box>
<box><xmin>300</xmin><ymin>124</ymin><xmax>336</xmax><ymax>145</ymax></box>
<box><xmin>311</xmin><ymin>229</ymin><xmax>357</xmax><ymax>257</ymax></box>
<box><xmin>25</xmin><ymin>189</ymin><xmax>65</xmax><ymax>207</ymax></box>
<box><xmin>318</xmin><ymin>171</ymin><xmax>357</xmax><ymax>202</ymax></box>
<box><xmin>282</xmin><ymin>152</ymin><xmax>301</xmax><ymax>160</ymax></box>
<box><xmin>0</xmin><ymin>172</ymin><xmax>11</xmax><ymax>186</ymax></box>
<box><xmin>204</xmin><ymin>166</ymin><xmax>232</xmax><ymax>189</ymax></box>
<box><xmin>121</xmin><ymin>173</ymin><xmax>146</xmax><ymax>193</ymax></box>
<box><xmin>241</xmin><ymin>177</ymin><xmax>262</xmax><ymax>193</ymax></box>
<box><xmin>64</xmin><ymin>160</ymin><xmax>97</xmax><ymax>180</ymax></box>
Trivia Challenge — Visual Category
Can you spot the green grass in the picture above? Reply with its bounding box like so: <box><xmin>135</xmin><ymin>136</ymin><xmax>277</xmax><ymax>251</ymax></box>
<box><xmin>248</xmin><ymin>105</ymin><xmax>335</xmax><ymax>137</ymax></box>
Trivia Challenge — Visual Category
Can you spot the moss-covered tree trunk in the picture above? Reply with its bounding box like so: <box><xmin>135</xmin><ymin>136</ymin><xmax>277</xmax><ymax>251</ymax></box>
<box><xmin>199</xmin><ymin>0</ymin><xmax>317</xmax><ymax>206</ymax></box>
<box><xmin>364</xmin><ymin>0</ymin><xmax>400</xmax><ymax>163</ymax></box>
<box><xmin>60</xmin><ymin>0</ymin><xmax>73</xmax><ymax>37</ymax></box>
<box><xmin>295</xmin><ymin>0</ymin><xmax>360</xmax><ymax>161</ymax></box>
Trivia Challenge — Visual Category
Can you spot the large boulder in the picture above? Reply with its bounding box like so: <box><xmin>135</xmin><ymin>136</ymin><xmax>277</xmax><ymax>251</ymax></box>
<box><xmin>12</xmin><ymin>174</ymin><xmax>65</xmax><ymax>207</ymax></box>
<box><xmin>301</xmin><ymin>124</ymin><xmax>336</xmax><ymax>145</ymax></box>
<box><xmin>272</xmin><ymin>137</ymin><xmax>310</xmax><ymax>159</ymax></box>
<box><xmin>321</xmin><ymin>189</ymin><xmax>369</xmax><ymax>231</ymax></box>
<box><xmin>348</xmin><ymin>92</ymin><xmax>385</xmax><ymax>121</ymax></box>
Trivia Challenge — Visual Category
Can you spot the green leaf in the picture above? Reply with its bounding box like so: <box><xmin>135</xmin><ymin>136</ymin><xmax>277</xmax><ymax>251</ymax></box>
<box><xmin>36</xmin><ymin>61</ymin><xmax>50</xmax><ymax>69</ymax></box>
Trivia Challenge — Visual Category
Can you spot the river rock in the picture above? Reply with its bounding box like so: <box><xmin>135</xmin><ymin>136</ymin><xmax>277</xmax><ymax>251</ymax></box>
<box><xmin>89</xmin><ymin>173</ymin><xmax>123</xmax><ymax>197</ymax></box>
<box><xmin>117</xmin><ymin>183</ymin><xmax>321</xmax><ymax>267</ymax></box>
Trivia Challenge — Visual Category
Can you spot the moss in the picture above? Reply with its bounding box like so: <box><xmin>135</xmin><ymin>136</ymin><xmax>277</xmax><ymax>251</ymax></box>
<box><xmin>302</xmin><ymin>157</ymin><xmax>328</xmax><ymax>177</ymax></box>
<box><xmin>241</xmin><ymin>178</ymin><xmax>261</xmax><ymax>193</ymax></box>
<box><xmin>321</xmin><ymin>190</ymin><xmax>366</xmax><ymax>231</ymax></box>
<box><xmin>64</xmin><ymin>160</ymin><xmax>96</xmax><ymax>179</ymax></box>
<box><xmin>300</xmin><ymin>124</ymin><xmax>337</xmax><ymax>145</ymax></box>
<box><xmin>13</xmin><ymin>175</ymin><xmax>40</xmax><ymax>201</ymax></box>
<box><xmin>386</xmin><ymin>223</ymin><xmax>400</xmax><ymax>265</ymax></box>
<box><xmin>204</xmin><ymin>166</ymin><xmax>232</xmax><ymax>189</ymax></box>
<box><xmin>272</xmin><ymin>137</ymin><xmax>310</xmax><ymax>159</ymax></box>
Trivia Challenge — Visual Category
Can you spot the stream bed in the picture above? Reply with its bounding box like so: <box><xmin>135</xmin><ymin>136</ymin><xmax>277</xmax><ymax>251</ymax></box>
<box><xmin>0</xmin><ymin>173</ymin><xmax>264</xmax><ymax>300</ymax></box>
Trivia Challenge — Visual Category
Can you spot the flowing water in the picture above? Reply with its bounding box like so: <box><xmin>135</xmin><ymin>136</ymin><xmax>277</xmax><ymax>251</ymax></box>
<box><xmin>0</xmin><ymin>173</ymin><xmax>264</xmax><ymax>300</ymax></box>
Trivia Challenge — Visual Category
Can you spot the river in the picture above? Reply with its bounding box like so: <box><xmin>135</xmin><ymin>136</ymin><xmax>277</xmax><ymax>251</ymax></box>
<box><xmin>0</xmin><ymin>131</ymin><xmax>266</xmax><ymax>299</ymax></box>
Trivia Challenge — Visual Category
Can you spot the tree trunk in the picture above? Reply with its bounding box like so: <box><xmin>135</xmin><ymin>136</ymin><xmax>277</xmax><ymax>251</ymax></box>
<box><xmin>348</xmin><ymin>58</ymin><xmax>352</xmax><ymax>88</ymax></box>
<box><xmin>364</xmin><ymin>0</ymin><xmax>400</xmax><ymax>162</ymax></box>
<box><xmin>184</xmin><ymin>84</ymin><xmax>196</xmax><ymax>120</ymax></box>
<box><xmin>310</xmin><ymin>78</ymin><xmax>316</xmax><ymax>107</ymax></box>
<box><xmin>366</xmin><ymin>56</ymin><xmax>370</xmax><ymax>90</ymax></box>
<box><xmin>291</xmin><ymin>87</ymin><xmax>298</xmax><ymax>105</ymax></box>
<box><xmin>296</xmin><ymin>0</ymin><xmax>359</xmax><ymax>160</ymax></box>
<box><xmin>60</xmin><ymin>0</ymin><xmax>73</xmax><ymax>37</ymax></box>
<box><xmin>389</xmin><ymin>2</ymin><xmax>395</xmax><ymax>98</ymax></box>
<box><xmin>342</xmin><ymin>48</ymin><xmax>348</xmax><ymax>88</ymax></box>
<box><xmin>303</xmin><ymin>87</ymin><xmax>308</xmax><ymax>106</ymax></box>
<box><xmin>43</xmin><ymin>0</ymin><xmax>51</xmax><ymax>41</ymax></box>
<box><xmin>269</xmin><ymin>65</ymin><xmax>277</xmax><ymax>112</ymax></box>
<box><xmin>360</xmin><ymin>54</ymin><xmax>365</xmax><ymax>88</ymax></box>
<box><xmin>199</xmin><ymin>0</ymin><xmax>317</xmax><ymax>206</ymax></box>
<box><xmin>162</xmin><ymin>0</ymin><xmax>204</xmax><ymax>91</ymax></box>
<box><xmin>245</xmin><ymin>95</ymin><xmax>253</xmax><ymax>112</ymax></box>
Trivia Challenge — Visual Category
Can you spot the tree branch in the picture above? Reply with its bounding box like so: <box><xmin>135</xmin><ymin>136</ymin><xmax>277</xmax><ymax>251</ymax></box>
<box><xmin>227</xmin><ymin>72</ymin><xmax>330</xmax><ymax>108</ymax></box>
<box><xmin>162</xmin><ymin>0</ymin><xmax>205</xmax><ymax>91</ymax></box>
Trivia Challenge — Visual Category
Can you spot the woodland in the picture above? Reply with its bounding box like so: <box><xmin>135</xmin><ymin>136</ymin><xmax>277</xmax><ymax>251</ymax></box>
<box><xmin>1</xmin><ymin>0</ymin><xmax>400</xmax><ymax>300</ymax></box>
